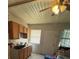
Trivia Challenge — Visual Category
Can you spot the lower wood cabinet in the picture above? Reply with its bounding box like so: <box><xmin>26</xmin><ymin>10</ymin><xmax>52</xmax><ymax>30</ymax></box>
<box><xmin>20</xmin><ymin>46</ymin><xmax>32</xmax><ymax>59</ymax></box>
<box><xmin>28</xmin><ymin>46</ymin><xmax>32</xmax><ymax>57</ymax></box>
<box><xmin>18</xmin><ymin>47</ymin><xmax>28</xmax><ymax>59</ymax></box>
<box><xmin>18</xmin><ymin>49</ymin><xmax>24</xmax><ymax>59</ymax></box>
<box><xmin>9</xmin><ymin>46</ymin><xmax>32</xmax><ymax>59</ymax></box>
<box><xmin>24</xmin><ymin>47</ymin><xmax>28</xmax><ymax>59</ymax></box>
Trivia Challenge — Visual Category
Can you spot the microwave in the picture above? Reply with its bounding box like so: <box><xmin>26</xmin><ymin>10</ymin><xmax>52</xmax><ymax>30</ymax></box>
<box><xmin>19</xmin><ymin>32</ymin><xmax>27</xmax><ymax>38</ymax></box>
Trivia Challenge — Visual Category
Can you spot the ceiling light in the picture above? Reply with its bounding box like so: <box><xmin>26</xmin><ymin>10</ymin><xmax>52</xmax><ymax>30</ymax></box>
<box><xmin>60</xmin><ymin>5</ymin><xmax>67</xmax><ymax>13</ymax></box>
<box><xmin>52</xmin><ymin>4</ymin><xmax>67</xmax><ymax>15</ymax></box>
<box><xmin>52</xmin><ymin>5</ymin><xmax>59</xmax><ymax>15</ymax></box>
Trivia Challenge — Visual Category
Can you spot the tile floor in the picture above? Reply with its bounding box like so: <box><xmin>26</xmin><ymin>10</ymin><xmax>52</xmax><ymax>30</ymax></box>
<box><xmin>28</xmin><ymin>53</ymin><xmax>70</xmax><ymax>59</ymax></box>
<box><xmin>28</xmin><ymin>54</ymin><xmax>44</xmax><ymax>59</ymax></box>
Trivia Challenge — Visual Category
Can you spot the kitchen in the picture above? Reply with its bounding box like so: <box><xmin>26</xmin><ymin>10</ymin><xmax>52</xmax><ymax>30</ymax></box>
<box><xmin>8</xmin><ymin>21</ymin><xmax>32</xmax><ymax>59</ymax></box>
<box><xmin>8</xmin><ymin>0</ymin><xmax>70</xmax><ymax>59</ymax></box>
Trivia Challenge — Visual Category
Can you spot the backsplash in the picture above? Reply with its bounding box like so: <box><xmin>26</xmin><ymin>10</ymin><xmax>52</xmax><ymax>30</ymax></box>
<box><xmin>9</xmin><ymin>38</ymin><xmax>28</xmax><ymax>46</ymax></box>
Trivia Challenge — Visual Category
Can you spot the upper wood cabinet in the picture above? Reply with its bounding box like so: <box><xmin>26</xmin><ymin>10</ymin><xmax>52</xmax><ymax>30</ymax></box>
<box><xmin>28</xmin><ymin>27</ymin><xmax>31</xmax><ymax>39</ymax></box>
<box><xmin>8</xmin><ymin>21</ymin><xmax>28</xmax><ymax>39</ymax></box>
<box><xmin>23</xmin><ymin>27</ymin><xmax>28</xmax><ymax>33</ymax></box>
<box><xmin>19</xmin><ymin>24</ymin><xmax>24</xmax><ymax>33</ymax></box>
<box><xmin>8</xmin><ymin>21</ymin><xmax>19</xmax><ymax>39</ymax></box>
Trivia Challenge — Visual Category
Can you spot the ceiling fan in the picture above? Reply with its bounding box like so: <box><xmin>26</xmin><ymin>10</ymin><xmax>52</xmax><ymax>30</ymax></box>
<box><xmin>40</xmin><ymin>0</ymin><xmax>70</xmax><ymax>16</ymax></box>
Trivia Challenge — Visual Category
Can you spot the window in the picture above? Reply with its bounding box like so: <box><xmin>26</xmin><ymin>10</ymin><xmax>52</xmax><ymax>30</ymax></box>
<box><xmin>30</xmin><ymin>29</ymin><xmax>41</xmax><ymax>44</ymax></box>
<box><xmin>59</xmin><ymin>39</ymin><xmax>70</xmax><ymax>47</ymax></box>
<box><xmin>59</xmin><ymin>29</ymin><xmax>70</xmax><ymax>47</ymax></box>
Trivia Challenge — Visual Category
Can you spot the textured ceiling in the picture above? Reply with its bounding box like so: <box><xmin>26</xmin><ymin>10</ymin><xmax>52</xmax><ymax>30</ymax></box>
<box><xmin>9</xmin><ymin>0</ymin><xmax>70</xmax><ymax>24</ymax></box>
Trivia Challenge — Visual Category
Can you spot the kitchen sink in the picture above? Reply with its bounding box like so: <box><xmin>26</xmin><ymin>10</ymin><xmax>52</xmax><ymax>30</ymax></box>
<box><xmin>14</xmin><ymin>45</ymin><xmax>25</xmax><ymax>49</ymax></box>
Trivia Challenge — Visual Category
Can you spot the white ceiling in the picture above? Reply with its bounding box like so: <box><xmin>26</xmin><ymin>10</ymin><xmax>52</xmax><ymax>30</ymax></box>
<box><xmin>8</xmin><ymin>0</ymin><xmax>70</xmax><ymax>24</ymax></box>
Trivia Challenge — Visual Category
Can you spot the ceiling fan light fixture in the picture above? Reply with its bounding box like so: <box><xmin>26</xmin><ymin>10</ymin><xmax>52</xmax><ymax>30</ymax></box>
<box><xmin>60</xmin><ymin>5</ymin><xmax>67</xmax><ymax>12</ymax></box>
<box><xmin>52</xmin><ymin>5</ymin><xmax>59</xmax><ymax>15</ymax></box>
<box><xmin>52</xmin><ymin>4</ymin><xmax>67</xmax><ymax>15</ymax></box>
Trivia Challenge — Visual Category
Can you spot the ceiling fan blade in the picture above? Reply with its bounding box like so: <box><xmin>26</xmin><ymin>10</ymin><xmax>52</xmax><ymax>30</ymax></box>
<box><xmin>40</xmin><ymin>7</ymin><xmax>51</xmax><ymax>12</ymax></box>
<box><xmin>9</xmin><ymin>0</ymin><xmax>36</xmax><ymax>7</ymax></box>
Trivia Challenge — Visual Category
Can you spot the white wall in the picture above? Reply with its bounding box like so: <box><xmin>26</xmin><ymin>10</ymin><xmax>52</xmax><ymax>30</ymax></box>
<box><xmin>29</xmin><ymin>23</ymin><xmax>70</xmax><ymax>55</ymax></box>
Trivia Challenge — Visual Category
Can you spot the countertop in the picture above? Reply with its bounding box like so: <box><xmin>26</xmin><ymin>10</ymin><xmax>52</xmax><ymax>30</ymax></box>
<box><xmin>8</xmin><ymin>43</ymin><xmax>32</xmax><ymax>49</ymax></box>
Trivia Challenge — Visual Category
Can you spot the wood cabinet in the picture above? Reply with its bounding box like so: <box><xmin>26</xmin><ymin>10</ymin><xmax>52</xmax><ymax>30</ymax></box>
<box><xmin>19</xmin><ymin>24</ymin><xmax>24</xmax><ymax>33</ymax></box>
<box><xmin>8</xmin><ymin>46</ymin><xmax>10</xmax><ymax>59</ymax></box>
<box><xmin>9</xmin><ymin>46</ymin><xmax>32</xmax><ymax>59</ymax></box>
<box><xmin>19</xmin><ymin>49</ymin><xmax>24</xmax><ymax>59</ymax></box>
<box><xmin>28</xmin><ymin>27</ymin><xmax>31</xmax><ymax>39</ymax></box>
<box><xmin>19</xmin><ymin>25</ymin><xmax>28</xmax><ymax>34</ymax></box>
<box><xmin>24</xmin><ymin>47</ymin><xmax>28</xmax><ymax>59</ymax></box>
<box><xmin>8</xmin><ymin>21</ymin><xmax>28</xmax><ymax>39</ymax></box>
<box><xmin>19</xmin><ymin>46</ymin><xmax>32</xmax><ymax>59</ymax></box>
<box><xmin>24</xmin><ymin>27</ymin><xmax>28</xmax><ymax>33</ymax></box>
<box><xmin>8</xmin><ymin>21</ymin><xmax>19</xmax><ymax>39</ymax></box>
<box><xmin>9</xmin><ymin>46</ymin><xmax>14</xmax><ymax>59</ymax></box>
<box><xmin>28</xmin><ymin>46</ymin><xmax>32</xmax><ymax>57</ymax></box>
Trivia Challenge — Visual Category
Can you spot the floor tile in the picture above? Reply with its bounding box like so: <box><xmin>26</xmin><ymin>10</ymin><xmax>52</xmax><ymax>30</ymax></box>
<box><xmin>28</xmin><ymin>54</ymin><xmax>44</xmax><ymax>59</ymax></box>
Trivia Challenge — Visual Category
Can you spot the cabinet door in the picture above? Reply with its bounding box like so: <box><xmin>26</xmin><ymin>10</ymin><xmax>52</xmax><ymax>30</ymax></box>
<box><xmin>24</xmin><ymin>27</ymin><xmax>28</xmax><ymax>33</ymax></box>
<box><xmin>24</xmin><ymin>47</ymin><xmax>28</xmax><ymax>59</ymax></box>
<box><xmin>28</xmin><ymin>46</ymin><xmax>32</xmax><ymax>57</ymax></box>
<box><xmin>8</xmin><ymin>46</ymin><xmax>11</xmax><ymax>59</ymax></box>
<box><xmin>12</xmin><ymin>22</ymin><xmax>19</xmax><ymax>39</ymax></box>
<box><xmin>8</xmin><ymin>21</ymin><xmax>13</xmax><ymax>39</ymax></box>
<box><xmin>8</xmin><ymin>21</ymin><xmax>19</xmax><ymax>39</ymax></box>
<box><xmin>19</xmin><ymin>49</ymin><xmax>24</xmax><ymax>59</ymax></box>
<box><xmin>19</xmin><ymin>24</ymin><xmax>24</xmax><ymax>33</ymax></box>
<box><xmin>28</xmin><ymin>27</ymin><xmax>31</xmax><ymax>39</ymax></box>
<box><xmin>9</xmin><ymin>46</ymin><xmax>14</xmax><ymax>59</ymax></box>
